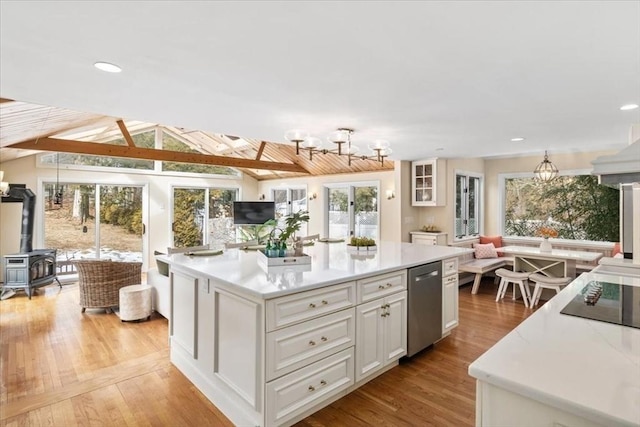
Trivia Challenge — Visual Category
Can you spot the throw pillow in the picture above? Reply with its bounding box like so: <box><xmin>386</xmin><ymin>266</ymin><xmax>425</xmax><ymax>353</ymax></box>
<box><xmin>474</xmin><ymin>242</ymin><xmax>498</xmax><ymax>259</ymax></box>
<box><xmin>154</xmin><ymin>250</ymin><xmax>169</xmax><ymax>277</ymax></box>
<box><xmin>480</xmin><ymin>235</ymin><xmax>503</xmax><ymax>257</ymax></box>
<box><xmin>612</xmin><ymin>242</ymin><xmax>622</xmax><ymax>257</ymax></box>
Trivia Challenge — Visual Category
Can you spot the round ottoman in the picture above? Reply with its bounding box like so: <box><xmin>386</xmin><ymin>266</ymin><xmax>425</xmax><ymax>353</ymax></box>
<box><xmin>119</xmin><ymin>284</ymin><xmax>152</xmax><ymax>321</ymax></box>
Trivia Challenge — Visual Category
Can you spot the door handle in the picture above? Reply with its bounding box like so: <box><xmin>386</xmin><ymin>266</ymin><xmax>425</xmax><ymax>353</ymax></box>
<box><xmin>415</xmin><ymin>271</ymin><xmax>439</xmax><ymax>281</ymax></box>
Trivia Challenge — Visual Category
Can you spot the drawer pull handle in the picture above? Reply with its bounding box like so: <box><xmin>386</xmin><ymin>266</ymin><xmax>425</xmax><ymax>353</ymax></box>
<box><xmin>386</xmin><ymin>283</ymin><xmax>393</xmax><ymax>288</ymax></box>
<box><xmin>308</xmin><ymin>385</ymin><xmax>315</xmax><ymax>392</ymax></box>
<box><xmin>378</xmin><ymin>285</ymin><xmax>385</xmax><ymax>290</ymax></box>
<box><xmin>321</xmin><ymin>336</ymin><xmax>328</xmax><ymax>342</ymax></box>
<box><xmin>309</xmin><ymin>340</ymin><xmax>316</xmax><ymax>346</ymax></box>
<box><xmin>309</xmin><ymin>303</ymin><xmax>316</xmax><ymax>309</ymax></box>
<box><xmin>320</xmin><ymin>380</ymin><xmax>327</xmax><ymax>386</ymax></box>
<box><xmin>321</xmin><ymin>300</ymin><xmax>328</xmax><ymax>305</ymax></box>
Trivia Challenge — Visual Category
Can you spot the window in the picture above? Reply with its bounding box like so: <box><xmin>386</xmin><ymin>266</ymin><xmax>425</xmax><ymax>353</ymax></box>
<box><xmin>272</xmin><ymin>187</ymin><xmax>308</xmax><ymax>236</ymax></box>
<box><xmin>501</xmin><ymin>173</ymin><xmax>619</xmax><ymax>241</ymax></box>
<box><xmin>325</xmin><ymin>183</ymin><xmax>379</xmax><ymax>239</ymax></box>
<box><xmin>161</xmin><ymin>131</ymin><xmax>239</xmax><ymax>176</ymax></box>
<box><xmin>455</xmin><ymin>172</ymin><xmax>483</xmax><ymax>240</ymax></box>
<box><xmin>39</xmin><ymin>130</ymin><xmax>155</xmax><ymax>170</ymax></box>
<box><xmin>172</xmin><ymin>186</ymin><xmax>239</xmax><ymax>247</ymax></box>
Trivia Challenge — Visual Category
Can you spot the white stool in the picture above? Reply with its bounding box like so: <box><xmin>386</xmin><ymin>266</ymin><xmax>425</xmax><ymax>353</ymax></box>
<box><xmin>119</xmin><ymin>284</ymin><xmax>152</xmax><ymax>321</ymax></box>
<box><xmin>495</xmin><ymin>268</ymin><xmax>532</xmax><ymax>308</ymax></box>
<box><xmin>529</xmin><ymin>273</ymin><xmax>572</xmax><ymax>306</ymax></box>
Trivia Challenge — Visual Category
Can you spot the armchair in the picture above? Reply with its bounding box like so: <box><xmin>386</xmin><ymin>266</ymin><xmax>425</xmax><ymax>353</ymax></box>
<box><xmin>74</xmin><ymin>260</ymin><xmax>142</xmax><ymax>313</ymax></box>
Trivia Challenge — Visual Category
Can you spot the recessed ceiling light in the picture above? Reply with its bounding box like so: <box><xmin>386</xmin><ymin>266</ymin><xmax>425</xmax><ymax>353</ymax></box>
<box><xmin>435</xmin><ymin>147</ymin><xmax>444</xmax><ymax>152</ymax></box>
<box><xmin>94</xmin><ymin>61</ymin><xmax>122</xmax><ymax>73</ymax></box>
<box><xmin>620</xmin><ymin>104</ymin><xmax>639</xmax><ymax>111</ymax></box>
<box><xmin>511</xmin><ymin>137</ymin><xmax>525</xmax><ymax>142</ymax></box>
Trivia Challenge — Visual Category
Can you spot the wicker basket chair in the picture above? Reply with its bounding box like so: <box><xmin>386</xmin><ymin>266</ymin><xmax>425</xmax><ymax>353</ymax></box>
<box><xmin>73</xmin><ymin>260</ymin><xmax>142</xmax><ymax>313</ymax></box>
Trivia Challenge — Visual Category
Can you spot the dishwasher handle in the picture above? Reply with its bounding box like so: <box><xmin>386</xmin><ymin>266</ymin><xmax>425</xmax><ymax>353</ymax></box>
<box><xmin>414</xmin><ymin>270</ymin><xmax>439</xmax><ymax>282</ymax></box>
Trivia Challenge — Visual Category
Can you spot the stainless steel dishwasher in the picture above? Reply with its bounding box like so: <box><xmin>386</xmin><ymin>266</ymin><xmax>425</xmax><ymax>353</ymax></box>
<box><xmin>406</xmin><ymin>261</ymin><xmax>442</xmax><ymax>357</ymax></box>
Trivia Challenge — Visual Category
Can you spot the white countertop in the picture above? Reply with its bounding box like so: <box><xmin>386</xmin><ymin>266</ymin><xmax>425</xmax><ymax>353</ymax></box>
<box><xmin>468</xmin><ymin>271</ymin><xmax>640</xmax><ymax>427</ymax></box>
<box><xmin>499</xmin><ymin>245</ymin><xmax>603</xmax><ymax>262</ymax></box>
<box><xmin>160</xmin><ymin>241</ymin><xmax>472</xmax><ymax>299</ymax></box>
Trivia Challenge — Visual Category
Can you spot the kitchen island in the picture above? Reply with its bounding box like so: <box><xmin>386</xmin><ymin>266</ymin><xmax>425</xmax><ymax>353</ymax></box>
<box><xmin>161</xmin><ymin>241</ymin><xmax>471</xmax><ymax>427</ymax></box>
<box><xmin>469</xmin><ymin>270</ymin><xmax>640</xmax><ymax>427</ymax></box>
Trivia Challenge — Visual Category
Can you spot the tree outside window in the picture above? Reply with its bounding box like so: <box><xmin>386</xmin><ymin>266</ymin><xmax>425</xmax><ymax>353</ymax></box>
<box><xmin>504</xmin><ymin>175</ymin><xmax>619</xmax><ymax>241</ymax></box>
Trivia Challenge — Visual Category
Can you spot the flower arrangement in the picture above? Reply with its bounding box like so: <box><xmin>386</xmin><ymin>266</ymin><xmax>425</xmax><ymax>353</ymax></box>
<box><xmin>538</xmin><ymin>226</ymin><xmax>558</xmax><ymax>239</ymax></box>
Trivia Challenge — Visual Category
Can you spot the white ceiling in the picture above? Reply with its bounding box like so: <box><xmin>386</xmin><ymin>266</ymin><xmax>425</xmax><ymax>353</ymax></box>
<box><xmin>1</xmin><ymin>1</ymin><xmax>639</xmax><ymax>162</ymax></box>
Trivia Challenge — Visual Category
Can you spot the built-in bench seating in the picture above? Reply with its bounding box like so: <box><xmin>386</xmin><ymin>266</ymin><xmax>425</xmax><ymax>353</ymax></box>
<box><xmin>452</xmin><ymin>237</ymin><xmax>514</xmax><ymax>294</ymax></box>
<box><xmin>451</xmin><ymin>236</ymin><xmax>610</xmax><ymax>294</ymax></box>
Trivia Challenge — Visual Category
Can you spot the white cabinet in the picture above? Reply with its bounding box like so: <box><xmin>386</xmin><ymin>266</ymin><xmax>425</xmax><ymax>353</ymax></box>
<box><xmin>411</xmin><ymin>158</ymin><xmax>447</xmax><ymax>206</ymax></box>
<box><xmin>355</xmin><ymin>290</ymin><xmax>407</xmax><ymax>382</ymax></box>
<box><xmin>442</xmin><ymin>258</ymin><xmax>459</xmax><ymax>335</ymax></box>
<box><xmin>410</xmin><ymin>231</ymin><xmax>448</xmax><ymax>246</ymax></box>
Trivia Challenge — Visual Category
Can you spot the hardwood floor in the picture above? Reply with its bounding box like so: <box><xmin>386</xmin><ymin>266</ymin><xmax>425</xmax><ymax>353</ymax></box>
<box><xmin>0</xmin><ymin>278</ymin><xmax>538</xmax><ymax>426</ymax></box>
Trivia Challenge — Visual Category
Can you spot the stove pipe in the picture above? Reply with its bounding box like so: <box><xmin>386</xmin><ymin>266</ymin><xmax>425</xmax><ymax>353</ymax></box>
<box><xmin>8</xmin><ymin>187</ymin><xmax>36</xmax><ymax>253</ymax></box>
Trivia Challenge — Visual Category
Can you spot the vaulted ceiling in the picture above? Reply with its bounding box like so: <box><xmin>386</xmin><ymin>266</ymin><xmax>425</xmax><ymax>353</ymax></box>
<box><xmin>0</xmin><ymin>99</ymin><xmax>393</xmax><ymax>180</ymax></box>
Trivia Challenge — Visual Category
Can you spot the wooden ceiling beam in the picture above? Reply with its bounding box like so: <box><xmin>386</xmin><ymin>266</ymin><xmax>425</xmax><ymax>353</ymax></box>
<box><xmin>0</xmin><ymin>98</ymin><xmax>15</xmax><ymax>103</ymax></box>
<box><xmin>8</xmin><ymin>137</ymin><xmax>310</xmax><ymax>174</ymax></box>
<box><xmin>116</xmin><ymin>120</ymin><xmax>136</xmax><ymax>147</ymax></box>
<box><xmin>255</xmin><ymin>141</ymin><xmax>266</xmax><ymax>160</ymax></box>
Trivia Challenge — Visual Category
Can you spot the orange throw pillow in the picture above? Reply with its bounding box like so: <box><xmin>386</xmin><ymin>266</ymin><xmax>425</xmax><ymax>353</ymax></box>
<box><xmin>480</xmin><ymin>235</ymin><xmax>503</xmax><ymax>257</ymax></box>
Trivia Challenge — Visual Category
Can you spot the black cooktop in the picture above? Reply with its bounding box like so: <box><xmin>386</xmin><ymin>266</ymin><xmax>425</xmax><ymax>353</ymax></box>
<box><xmin>560</xmin><ymin>281</ymin><xmax>640</xmax><ymax>329</ymax></box>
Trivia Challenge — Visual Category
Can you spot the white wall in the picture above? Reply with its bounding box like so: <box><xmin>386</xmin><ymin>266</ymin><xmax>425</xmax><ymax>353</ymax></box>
<box><xmin>0</xmin><ymin>155</ymin><xmax>258</xmax><ymax>273</ymax></box>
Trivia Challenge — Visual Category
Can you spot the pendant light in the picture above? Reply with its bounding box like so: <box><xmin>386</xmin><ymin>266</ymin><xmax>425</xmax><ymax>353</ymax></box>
<box><xmin>533</xmin><ymin>151</ymin><xmax>558</xmax><ymax>182</ymax></box>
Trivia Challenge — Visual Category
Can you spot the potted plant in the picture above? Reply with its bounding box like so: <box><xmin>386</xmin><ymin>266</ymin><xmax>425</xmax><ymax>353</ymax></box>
<box><xmin>265</xmin><ymin>210</ymin><xmax>310</xmax><ymax>256</ymax></box>
<box><xmin>347</xmin><ymin>236</ymin><xmax>377</xmax><ymax>252</ymax></box>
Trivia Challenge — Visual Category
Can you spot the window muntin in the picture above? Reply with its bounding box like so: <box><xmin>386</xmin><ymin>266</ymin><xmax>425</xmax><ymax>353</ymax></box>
<box><xmin>455</xmin><ymin>172</ymin><xmax>483</xmax><ymax>239</ymax></box>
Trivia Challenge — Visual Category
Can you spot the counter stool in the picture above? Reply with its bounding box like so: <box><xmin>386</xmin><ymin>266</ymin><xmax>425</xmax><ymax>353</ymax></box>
<box><xmin>529</xmin><ymin>273</ymin><xmax>572</xmax><ymax>307</ymax></box>
<box><xmin>119</xmin><ymin>284</ymin><xmax>152</xmax><ymax>321</ymax></box>
<box><xmin>495</xmin><ymin>268</ymin><xmax>532</xmax><ymax>308</ymax></box>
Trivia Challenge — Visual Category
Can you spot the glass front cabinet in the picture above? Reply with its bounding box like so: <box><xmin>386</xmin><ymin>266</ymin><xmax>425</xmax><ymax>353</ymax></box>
<box><xmin>412</xmin><ymin>159</ymin><xmax>446</xmax><ymax>206</ymax></box>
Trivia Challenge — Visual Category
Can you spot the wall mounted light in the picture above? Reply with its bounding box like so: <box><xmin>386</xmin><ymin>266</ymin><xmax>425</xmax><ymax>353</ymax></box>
<box><xmin>386</xmin><ymin>190</ymin><xmax>395</xmax><ymax>200</ymax></box>
<box><xmin>309</xmin><ymin>193</ymin><xmax>317</xmax><ymax>200</ymax></box>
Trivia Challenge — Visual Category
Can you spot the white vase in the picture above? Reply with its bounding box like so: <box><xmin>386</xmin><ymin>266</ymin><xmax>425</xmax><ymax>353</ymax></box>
<box><xmin>539</xmin><ymin>238</ymin><xmax>552</xmax><ymax>252</ymax></box>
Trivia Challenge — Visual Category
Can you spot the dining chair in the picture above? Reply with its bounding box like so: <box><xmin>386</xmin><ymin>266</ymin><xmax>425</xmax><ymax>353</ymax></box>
<box><xmin>495</xmin><ymin>268</ymin><xmax>533</xmax><ymax>308</ymax></box>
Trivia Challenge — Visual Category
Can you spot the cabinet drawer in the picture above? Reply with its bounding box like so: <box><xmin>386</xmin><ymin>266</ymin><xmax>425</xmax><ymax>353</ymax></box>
<box><xmin>266</xmin><ymin>347</ymin><xmax>354</xmax><ymax>427</ymax></box>
<box><xmin>266</xmin><ymin>308</ymin><xmax>355</xmax><ymax>381</ymax></box>
<box><xmin>414</xmin><ymin>236</ymin><xmax>436</xmax><ymax>245</ymax></box>
<box><xmin>443</xmin><ymin>258</ymin><xmax>458</xmax><ymax>277</ymax></box>
<box><xmin>266</xmin><ymin>282</ymin><xmax>356</xmax><ymax>331</ymax></box>
<box><xmin>357</xmin><ymin>270</ymin><xmax>407</xmax><ymax>304</ymax></box>
<box><xmin>443</xmin><ymin>275</ymin><xmax>458</xmax><ymax>286</ymax></box>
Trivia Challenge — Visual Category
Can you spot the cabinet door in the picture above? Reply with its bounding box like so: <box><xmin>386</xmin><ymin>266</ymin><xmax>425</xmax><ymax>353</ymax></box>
<box><xmin>383</xmin><ymin>291</ymin><xmax>407</xmax><ymax>363</ymax></box>
<box><xmin>355</xmin><ymin>299</ymin><xmax>384</xmax><ymax>382</ymax></box>
<box><xmin>412</xmin><ymin>160</ymin><xmax>436</xmax><ymax>206</ymax></box>
<box><xmin>170</xmin><ymin>269</ymin><xmax>198</xmax><ymax>358</ymax></box>
<box><xmin>442</xmin><ymin>275</ymin><xmax>459</xmax><ymax>334</ymax></box>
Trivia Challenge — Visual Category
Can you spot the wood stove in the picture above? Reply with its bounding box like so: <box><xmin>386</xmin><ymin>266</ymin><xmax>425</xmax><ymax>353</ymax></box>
<box><xmin>3</xmin><ymin>249</ymin><xmax>60</xmax><ymax>299</ymax></box>
<box><xmin>1</xmin><ymin>184</ymin><xmax>61</xmax><ymax>299</ymax></box>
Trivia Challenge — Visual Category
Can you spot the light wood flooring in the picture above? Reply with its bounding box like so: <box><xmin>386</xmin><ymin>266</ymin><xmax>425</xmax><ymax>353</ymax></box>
<box><xmin>1</xmin><ymin>278</ymin><xmax>538</xmax><ymax>426</ymax></box>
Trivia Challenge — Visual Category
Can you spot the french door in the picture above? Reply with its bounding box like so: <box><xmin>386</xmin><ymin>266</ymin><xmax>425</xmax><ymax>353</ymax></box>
<box><xmin>43</xmin><ymin>182</ymin><xmax>144</xmax><ymax>262</ymax></box>
<box><xmin>171</xmin><ymin>186</ymin><xmax>238</xmax><ymax>248</ymax></box>
<box><xmin>326</xmin><ymin>183</ymin><xmax>379</xmax><ymax>239</ymax></box>
<box><xmin>272</xmin><ymin>187</ymin><xmax>308</xmax><ymax>236</ymax></box>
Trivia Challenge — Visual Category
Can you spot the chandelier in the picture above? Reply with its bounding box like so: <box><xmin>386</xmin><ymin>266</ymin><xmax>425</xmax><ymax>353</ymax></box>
<box><xmin>533</xmin><ymin>150</ymin><xmax>558</xmax><ymax>182</ymax></box>
<box><xmin>285</xmin><ymin>128</ymin><xmax>392</xmax><ymax>166</ymax></box>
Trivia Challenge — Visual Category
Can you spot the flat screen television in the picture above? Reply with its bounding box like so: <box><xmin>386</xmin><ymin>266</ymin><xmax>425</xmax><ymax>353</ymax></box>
<box><xmin>232</xmin><ymin>201</ymin><xmax>276</xmax><ymax>225</ymax></box>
